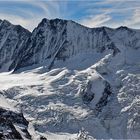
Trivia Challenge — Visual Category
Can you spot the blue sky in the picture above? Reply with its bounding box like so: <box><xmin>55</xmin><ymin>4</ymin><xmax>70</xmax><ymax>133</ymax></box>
<box><xmin>0</xmin><ymin>0</ymin><xmax>140</xmax><ymax>31</ymax></box>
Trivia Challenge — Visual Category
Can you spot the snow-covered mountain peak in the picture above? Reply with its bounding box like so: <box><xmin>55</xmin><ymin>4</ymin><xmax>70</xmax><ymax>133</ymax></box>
<box><xmin>13</xmin><ymin>18</ymin><xmax>122</xmax><ymax>71</ymax></box>
<box><xmin>0</xmin><ymin>20</ymin><xmax>31</xmax><ymax>72</ymax></box>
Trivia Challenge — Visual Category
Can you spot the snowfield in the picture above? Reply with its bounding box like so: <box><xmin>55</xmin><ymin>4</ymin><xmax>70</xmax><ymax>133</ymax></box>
<box><xmin>0</xmin><ymin>52</ymin><xmax>140</xmax><ymax>139</ymax></box>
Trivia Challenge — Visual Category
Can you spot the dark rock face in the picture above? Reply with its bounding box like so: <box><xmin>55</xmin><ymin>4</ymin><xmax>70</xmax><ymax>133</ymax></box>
<box><xmin>81</xmin><ymin>77</ymin><xmax>112</xmax><ymax>111</ymax></box>
<box><xmin>96</xmin><ymin>82</ymin><xmax>112</xmax><ymax>110</ymax></box>
<box><xmin>0</xmin><ymin>108</ymin><xmax>31</xmax><ymax>139</ymax></box>
<box><xmin>81</xmin><ymin>81</ymin><xmax>95</xmax><ymax>104</ymax></box>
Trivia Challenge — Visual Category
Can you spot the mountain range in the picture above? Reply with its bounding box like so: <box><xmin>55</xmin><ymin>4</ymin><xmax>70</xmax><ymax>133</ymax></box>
<box><xmin>0</xmin><ymin>18</ymin><xmax>140</xmax><ymax>139</ymax></box>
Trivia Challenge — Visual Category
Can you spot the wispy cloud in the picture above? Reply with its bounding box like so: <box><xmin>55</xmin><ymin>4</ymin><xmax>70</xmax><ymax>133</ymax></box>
<box><xmin>78</xmin><ymin>0</ymin><xmax>140</xmax><ymax>28</ymax></box>
<box><xmin>0</xmin><ymin>0</ymin><xmax>67</xmax><ymax>31</ymax></box>
<box><xmin>0</xmin><ymin>0</ymin><xmax>140</xmax><ymax>31</ymax></box>
<box><xmin>81</xmin><ymin>14</ymin><xmax>111</xmax><ymax>28</ymax></box>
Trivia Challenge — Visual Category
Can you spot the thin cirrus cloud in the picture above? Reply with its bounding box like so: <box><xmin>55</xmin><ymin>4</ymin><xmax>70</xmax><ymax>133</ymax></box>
<box><xmin>79</xmin><ymin>0</ymin><xmax>140</xmax><ymax>28</ymax></box>
<box><xmin>80</xmin><ymin>14</ymin><xmax>112</xmax><ymax>28</ymax></box>
<box><xmin>0</xmin><ymin>0</ymin><xmax>140</xmax><ymax>31</ymax></box>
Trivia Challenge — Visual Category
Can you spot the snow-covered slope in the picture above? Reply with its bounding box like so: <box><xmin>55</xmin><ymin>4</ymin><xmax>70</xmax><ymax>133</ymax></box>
<box><xmin>0</xmin><ymin>18</ymin><xmax>140</xmax><ymax>139</ymax></box>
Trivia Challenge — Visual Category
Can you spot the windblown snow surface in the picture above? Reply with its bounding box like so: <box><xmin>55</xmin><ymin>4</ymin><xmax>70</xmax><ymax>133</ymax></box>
<box><xmin>0</xmin><ymin>49</ymin><xmax>140</xmax><ymax>139</ymax></box>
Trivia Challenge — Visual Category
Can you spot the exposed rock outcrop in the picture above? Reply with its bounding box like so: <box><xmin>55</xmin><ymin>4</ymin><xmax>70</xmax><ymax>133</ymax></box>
<box><xmin>0</xmin><ymin>107</ymin><xmax>31</xmax><ymax>139</ymax></box>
